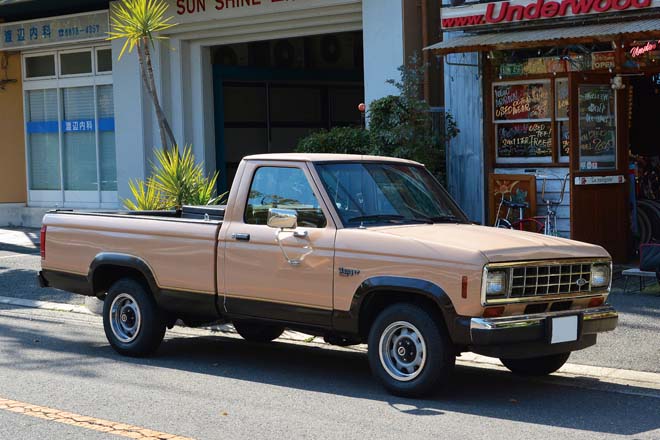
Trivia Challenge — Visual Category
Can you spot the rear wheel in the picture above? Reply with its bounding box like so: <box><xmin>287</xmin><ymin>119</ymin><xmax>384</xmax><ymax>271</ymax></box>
<box><xmin>500</xmin><ymin>352</ymin><xmax>570</xmax><ymax>376</ymax></box>
<box><xmin>103</xmin><ymin>278</ymin><xmax>166</xmax><ymax>357</ymax></box>
<box><xmin>233</xmin><ymin>321</ymin><xmax>284</xmax><ymax>343</ymax></box>
<box><xmin>367</xmin><ymin>303</ymin><xmax>455</xmax><ymax>398</ymax></box>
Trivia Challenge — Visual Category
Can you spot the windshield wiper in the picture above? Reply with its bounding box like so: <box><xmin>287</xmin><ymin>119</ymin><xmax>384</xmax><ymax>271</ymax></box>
<box><xmin>348</xmin><ymin>214</ymin><xmax>433</xmax><ymax>225</ymax></box>
<box><xmin>428</xmin><ymin>215</ymin><xmax>466</xmax><ymax>224</ymax></box>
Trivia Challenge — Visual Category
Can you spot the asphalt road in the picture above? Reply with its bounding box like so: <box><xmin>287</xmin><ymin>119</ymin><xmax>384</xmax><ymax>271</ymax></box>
<box><xmin>0</xmin><ymin>304</ymin><xmax>659</xmax><ymax>440</ymax></box>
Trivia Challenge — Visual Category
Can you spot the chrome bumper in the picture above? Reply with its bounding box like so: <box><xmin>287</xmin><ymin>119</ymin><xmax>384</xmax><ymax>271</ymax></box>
<box><xmin>470</xmin><ymin>306</ymin><xmax>618</xmax><ymax>331</ymax></box>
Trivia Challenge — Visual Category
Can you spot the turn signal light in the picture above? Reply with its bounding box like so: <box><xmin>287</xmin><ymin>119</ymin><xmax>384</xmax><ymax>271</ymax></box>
<box><xmin>483</xmin><ymin>306</ymin><xmax>505</xmax><ymax>318</ymax></box>
<box><xmin>588</xmin><ymin>297</ymin><xmax>605</xmax><ymax>308</ymax></box>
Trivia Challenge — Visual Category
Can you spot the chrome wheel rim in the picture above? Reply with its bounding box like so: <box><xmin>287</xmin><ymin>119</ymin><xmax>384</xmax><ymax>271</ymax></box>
<box><xmin>109</xmin><ymin>293</ymin><xmax>142</xmax><ymax>343</ymax></box>
<box><xmin>379</xmin><ymin>321</ymin><xmax>427</xmax><ymax>382</ymax></box>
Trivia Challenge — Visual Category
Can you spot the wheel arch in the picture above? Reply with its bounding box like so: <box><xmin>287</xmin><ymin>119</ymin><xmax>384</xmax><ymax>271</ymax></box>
<box><xmin>333</xmin><ymin>276</ymin><xmax>457</xmax><ymax>340</ymax></box>
<box><xmin>88</xmin><ymin>253</ymin><xmax>160</xmax><ymax>298</ymax></box>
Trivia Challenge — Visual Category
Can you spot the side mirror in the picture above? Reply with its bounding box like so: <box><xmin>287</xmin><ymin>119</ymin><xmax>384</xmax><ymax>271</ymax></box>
<box><xmin>267</xmin><ymin>208</ymin><xmax>298</xmax><ymax>230</ymax></box>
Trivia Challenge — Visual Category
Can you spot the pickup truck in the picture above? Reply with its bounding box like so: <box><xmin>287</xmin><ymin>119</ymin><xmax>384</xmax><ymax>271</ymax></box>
<box><xmin>39</xmin><ymin>153</ymin><xmax>618</xmax><ymax>397</ymax></box>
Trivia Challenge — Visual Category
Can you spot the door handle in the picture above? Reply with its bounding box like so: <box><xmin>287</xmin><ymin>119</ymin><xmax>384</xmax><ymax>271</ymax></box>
<box><xmin>232</xmin><ymin>233</ymin><xmax>250</xmax><ymax>241</ymax></box>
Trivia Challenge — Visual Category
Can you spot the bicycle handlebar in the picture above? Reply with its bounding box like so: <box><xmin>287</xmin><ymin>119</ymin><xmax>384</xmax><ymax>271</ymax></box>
<box><xmin>538</xmin><ymin>173</ymin><xmax>569</xmax><ymax>206</ymax></box>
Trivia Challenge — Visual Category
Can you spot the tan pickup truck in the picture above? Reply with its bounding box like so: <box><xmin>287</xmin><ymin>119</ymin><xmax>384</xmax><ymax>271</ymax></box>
<box><xmin>39</xmin><ymin>153</ymin><xmax>617</xmax><ymax>397</ymax></box>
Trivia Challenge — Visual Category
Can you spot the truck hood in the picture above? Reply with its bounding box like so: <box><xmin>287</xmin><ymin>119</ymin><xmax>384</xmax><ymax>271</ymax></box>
<box><xmin>369</xmin><ymin>223</ymin><xmax>610</xmax><ymax>263</ymax></box>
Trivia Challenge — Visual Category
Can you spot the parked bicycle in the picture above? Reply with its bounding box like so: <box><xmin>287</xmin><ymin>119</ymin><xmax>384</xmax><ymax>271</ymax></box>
<box><xmin>494</xmin><ymin>173</ymin><xmax>569</xmax><ymax>237</ymax></box>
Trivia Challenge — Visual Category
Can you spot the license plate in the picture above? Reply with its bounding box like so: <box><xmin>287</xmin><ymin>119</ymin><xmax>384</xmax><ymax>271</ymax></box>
<box><xmin>550</xmin><ymin>315</ymin><xmax>578</xmax><ymax>344</ymax></box>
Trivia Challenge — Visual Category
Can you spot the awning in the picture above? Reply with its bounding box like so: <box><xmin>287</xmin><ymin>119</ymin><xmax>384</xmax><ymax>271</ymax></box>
<box><xmin>426</xmin><ymin>18</ymin><xmax>660</xmax><ymax>54</ymax></box>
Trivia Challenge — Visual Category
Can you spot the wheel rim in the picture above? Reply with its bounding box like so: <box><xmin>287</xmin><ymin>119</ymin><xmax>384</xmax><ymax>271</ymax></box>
<box><xmin>378</xmin><ymin>321</ymin><xmax>427</xmax><ymax>382</ymax></box>
<box><xmin>109</xmin><ymin>293</ymin><xmax>142</xmax><ymax>343</ymax></box>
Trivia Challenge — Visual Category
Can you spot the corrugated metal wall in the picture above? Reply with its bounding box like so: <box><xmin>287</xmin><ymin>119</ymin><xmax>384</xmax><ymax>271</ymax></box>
<box><xmin>444</xmin><ymin>51</ymin><xmax>485</xmax><ymax>223</ymax></box>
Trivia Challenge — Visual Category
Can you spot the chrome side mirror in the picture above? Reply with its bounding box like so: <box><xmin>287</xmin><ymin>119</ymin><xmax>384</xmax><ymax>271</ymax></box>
<box><xmin>267</xmin><ymin>208</ymin><xmax>298</xmax><ymax>230</ymax></box>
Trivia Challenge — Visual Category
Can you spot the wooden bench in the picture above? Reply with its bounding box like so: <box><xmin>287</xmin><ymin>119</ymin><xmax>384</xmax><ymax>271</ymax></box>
<box><xmin>622</xmin><ymin>268</ymin><xmax>659</xmax><ymax>294</ymax></box>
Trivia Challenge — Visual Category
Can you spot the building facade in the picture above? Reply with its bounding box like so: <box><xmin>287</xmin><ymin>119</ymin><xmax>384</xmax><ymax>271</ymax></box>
<box><xmin>0</xmin><ymin>0</ymin><xmax>443</xmax><ymax>226</ymax></box>
<box><xmin>431</xmin><ymin>0</ymin><xmax>660</xmax><ymax>261</ymax></box>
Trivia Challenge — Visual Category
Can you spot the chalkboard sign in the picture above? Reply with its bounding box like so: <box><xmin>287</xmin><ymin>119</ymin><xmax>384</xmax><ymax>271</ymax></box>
<box><xmin>496</xmin><ymin>122</ymin><xmax>553</xmax><ymax>158</ymax></box>
<box><xmin>578</xmin><ymin>85</ymin><xmax>616</xmax><ymax>170</ymax></box>
<box><xmin>493</xmin><ymin>82</ymin><xmax>551</xmax><ymax>121</ymax></box>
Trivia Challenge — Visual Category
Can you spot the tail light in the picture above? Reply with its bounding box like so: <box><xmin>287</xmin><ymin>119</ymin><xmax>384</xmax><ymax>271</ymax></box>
<box><xmin>40</xmin><ymin>225</ymin><xmax>47</xmax><ymax>260</ymax></box>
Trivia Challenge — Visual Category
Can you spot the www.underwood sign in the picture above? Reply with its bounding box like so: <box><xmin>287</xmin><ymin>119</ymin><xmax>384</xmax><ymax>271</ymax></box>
<box><xmin>441</xmin><ymin>0</ymin><xmax>659</xmax><ymax>30</ymax></box>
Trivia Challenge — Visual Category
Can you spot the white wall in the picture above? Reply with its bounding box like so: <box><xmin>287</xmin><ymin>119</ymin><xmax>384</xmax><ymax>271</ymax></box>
<box><xmin>362</xmin><ymin>0</ymin><xmax>404</xmax><ymax>108</ymax></box>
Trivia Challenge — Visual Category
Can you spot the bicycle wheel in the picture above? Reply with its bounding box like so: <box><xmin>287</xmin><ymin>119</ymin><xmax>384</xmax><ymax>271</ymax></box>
<box><xmin>495</xmin><ymin>218</ymin><xmax>513</xmax><ymax>229</ymax></box>
<box><xmin>512</xmin><ymin>218</ymin><xmax>545</xmax><ymax>234</ymax></box>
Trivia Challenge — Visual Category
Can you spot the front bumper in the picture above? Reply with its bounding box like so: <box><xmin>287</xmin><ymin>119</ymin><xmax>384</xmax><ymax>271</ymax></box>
<box><xmin>457</xmin><ymin>306</ymin><xmax>618</xmax><ymax>359</ymax></box>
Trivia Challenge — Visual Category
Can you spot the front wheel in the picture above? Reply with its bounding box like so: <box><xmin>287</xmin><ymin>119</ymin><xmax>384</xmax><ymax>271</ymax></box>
<box><xmin>367</xmin><ymin>303</ymin><xmax>455</xmax><ymax>398</ymax></box>
<box><xmin>500</xmin><ymin>352</ymin><xmax>570</xmax><ymax>376</ymax></box>
<box><xmin>103</xmin><ymin>278</ymin><xmax>166</xmax><ymax>357</ymax></box>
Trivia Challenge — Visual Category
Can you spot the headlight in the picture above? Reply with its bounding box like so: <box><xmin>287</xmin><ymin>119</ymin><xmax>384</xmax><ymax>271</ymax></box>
<box><xmin>591</xmin><ymin>264</ymin><xmax>611</xmax><ymax>288</ymax></box>
<box><xmin>486</xmin><ymin>270</ymin><xmax>508</xmax><ymax>297</ymax></box>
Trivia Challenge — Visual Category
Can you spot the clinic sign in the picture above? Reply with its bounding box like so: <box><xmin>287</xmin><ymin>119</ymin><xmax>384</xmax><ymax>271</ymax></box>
<box><xmin>441</xmin><ymin>0</ymin><xmax>660</xmax><ymax>30</ymax></box>
<box><xmin>0</xmin><ymin>11</ymin><xmax>109</xmax><ymax>50</ymax></box>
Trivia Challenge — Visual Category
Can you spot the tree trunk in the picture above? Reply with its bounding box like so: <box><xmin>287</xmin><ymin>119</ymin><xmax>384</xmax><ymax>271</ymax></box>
<box><xmin>137</xmin><ymin>39</ymin><xmax>177</xmax><ymax>150</ymax></box>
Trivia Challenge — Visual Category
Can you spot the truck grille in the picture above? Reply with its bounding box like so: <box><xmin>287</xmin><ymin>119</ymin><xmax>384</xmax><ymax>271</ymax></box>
<box><xmin>510</xmin><ymin>263</ymin><xmax>592</xmax><ymax>297</ymax></box>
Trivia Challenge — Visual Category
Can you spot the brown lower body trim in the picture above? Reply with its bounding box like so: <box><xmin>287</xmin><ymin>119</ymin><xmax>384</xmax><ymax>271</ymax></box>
<box><xmin>224</xmin><ymin>296</ymin><xmax>333</xmax><ymax>329</ymax></box>
<box><xmin>39</xmin><ymin>270</ymin><xmax>92</xmax><ymax>296</ymax></box>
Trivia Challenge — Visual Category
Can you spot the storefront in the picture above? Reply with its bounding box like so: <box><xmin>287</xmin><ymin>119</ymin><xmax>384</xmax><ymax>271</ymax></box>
<box><xmin>112</xmin><ymin>0</ymin><xmax>413</xmax><ymax>196</ymax></box>
<box><xmin>430</xmin><ymin>0</ymin><xmax>660</xmax><ymax>262</ymax></box>
<box><xmin>0</xmin><ymin>10</ymin><xmax>117</xmax><ymax>210</ymax></box>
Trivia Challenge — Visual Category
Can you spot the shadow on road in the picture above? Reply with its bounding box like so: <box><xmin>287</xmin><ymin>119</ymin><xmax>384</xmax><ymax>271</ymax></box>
<box><xmin>0</xmin><ymin>307</ymin><xmax>658</xmax><ymax>437</ymax></box>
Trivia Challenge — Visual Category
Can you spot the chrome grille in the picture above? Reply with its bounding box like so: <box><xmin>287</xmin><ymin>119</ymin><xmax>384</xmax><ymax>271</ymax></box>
<box><xmin>510</xmin><ymin>263</ymin><xmax>592</xmax><ymax>297</ymax></box>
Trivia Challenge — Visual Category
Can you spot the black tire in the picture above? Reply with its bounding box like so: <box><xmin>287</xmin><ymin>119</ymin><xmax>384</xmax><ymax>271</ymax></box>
<box><xmin>500</xmin><ymin>352</ymin><xmax>571</xmax><ymax>376</ymax></box>
<box><xmin>233</xmin><ymin>321</ymin><xmax>284</xmax><ymax>343</ymax></box>
<box><xmin>367</xmin><ymin>303</ymin><xmax>455</xmax><ymax>398</ymax></box>
<box><xmin>103</xmin><ymin>278</ymin><xmax>166</xmax><ymax>357</ymax></box>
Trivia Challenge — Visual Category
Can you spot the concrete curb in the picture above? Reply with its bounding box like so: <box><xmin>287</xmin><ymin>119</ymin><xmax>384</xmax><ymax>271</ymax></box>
<box><xmin>2</xmin><ymin>294</ymin><xmax>659</xmax><ymax>395</ymax></box>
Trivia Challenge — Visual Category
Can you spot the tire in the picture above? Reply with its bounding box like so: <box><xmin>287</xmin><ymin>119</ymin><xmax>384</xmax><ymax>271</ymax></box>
<box><xmin>233</xmin><ymin>321</ymin><xmax>284</xmax><ymax>343</ymax></box>
<box><xmin>500</xmin><ymin>352</ymin><xmax>571</xmax><ymax>376</ymax></box>
<box><xmin>103</xmin><ymin>278</ymin><xmax>166</xmax><ymax>357</ymax></box>
<box><xmin>367</xmin><ymin>303</ymin><xmax>455</xmax><ymax>398</ymax></box>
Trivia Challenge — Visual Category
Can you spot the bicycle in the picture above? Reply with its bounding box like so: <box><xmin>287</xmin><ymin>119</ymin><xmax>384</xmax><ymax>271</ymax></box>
<box><xmin>494</xmin><ymin>173</ymin><xmax>569</xmax><ymax>237</ymax></box>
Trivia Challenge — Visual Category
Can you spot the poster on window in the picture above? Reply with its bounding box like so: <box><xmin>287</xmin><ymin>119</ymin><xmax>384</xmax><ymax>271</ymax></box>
<box><xmin>493</xmin><ymin>82</ymin><xmax>551</xmax><ymax>121</ymax></box>
<box><xmin>496</xmin><ymin>122</ymin><xmax>553</xmax><ymax>158</ymax></box>
<box><xmin>578</xmin><ymin>85</ymin><xmax>616</xmax><ymax>171</ymax></box>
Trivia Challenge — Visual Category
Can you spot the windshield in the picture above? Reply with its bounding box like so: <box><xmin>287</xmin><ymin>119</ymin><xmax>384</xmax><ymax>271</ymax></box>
<box><xmin>315</xmin><ymin>162</ymin><xmax>469</xmax><ymax>227</ymax></box>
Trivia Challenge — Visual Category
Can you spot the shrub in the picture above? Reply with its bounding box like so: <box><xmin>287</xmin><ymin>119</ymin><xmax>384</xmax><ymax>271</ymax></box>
<box><xmin>123</xmin><ymin>145</ymin><xmax>226</xmax><ymax>210</ymax></box>
<box><xmin>296</xmin><ymin>126</ymin><xmax>373</xmax><ymax>155</ymax></box>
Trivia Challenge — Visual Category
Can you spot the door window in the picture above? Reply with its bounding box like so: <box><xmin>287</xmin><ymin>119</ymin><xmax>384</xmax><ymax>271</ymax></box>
<box><xmin>577</xmin><ymin>84</ymin><xmax>617</xmax><ymax>171</ymax></box>
<box><xmin>245</xmin><ymin>167</ymin><xmax>327</xmax><ymax>228</ymax></box>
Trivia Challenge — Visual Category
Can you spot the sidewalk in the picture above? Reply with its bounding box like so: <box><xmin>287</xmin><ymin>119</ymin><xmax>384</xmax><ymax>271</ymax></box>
<box><xmin>0</xmin><ymin>227</ymin><xmax>39</xmax><ymax>254</ymax></box>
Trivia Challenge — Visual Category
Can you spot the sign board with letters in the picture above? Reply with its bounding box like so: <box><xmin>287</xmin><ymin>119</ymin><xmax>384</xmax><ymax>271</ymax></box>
<box><xmin>0</xmin><ymin>11</ymin><xmax>109</xmax><ymax>50</ymax></box>
<box><xmin>441</xmin><ymin>0</ymin><xmax>660</xmax><ymax>30</ymax></box>
<box><xmin>574</xmin><ymin>175</ymin><xmax>625</xmax><ymax>185</ymax></box>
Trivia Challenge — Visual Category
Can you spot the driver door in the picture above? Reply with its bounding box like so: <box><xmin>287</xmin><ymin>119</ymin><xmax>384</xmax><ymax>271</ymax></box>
<box><xmin>223</xmin><ymin>161</ymin><xmax>336</xmax><ymax>326</ymax></box>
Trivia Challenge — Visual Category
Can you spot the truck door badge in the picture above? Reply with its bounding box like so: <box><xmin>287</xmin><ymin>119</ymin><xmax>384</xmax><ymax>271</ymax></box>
<box><xmin>339</xmin><ymin>267</ymin><xmax>361</xmax><ymax>277</ymax></box>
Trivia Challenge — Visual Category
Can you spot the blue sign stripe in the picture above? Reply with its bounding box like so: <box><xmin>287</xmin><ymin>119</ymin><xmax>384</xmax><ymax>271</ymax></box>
<box><xmin>26</xmin><ymin>121</ymin><xmax>58</xmax><ymax>134</ymax></box>
<box><xmin>26</xmin><ymin>118</ymin><xmax>115</xmax><ymax>134</ymax></box>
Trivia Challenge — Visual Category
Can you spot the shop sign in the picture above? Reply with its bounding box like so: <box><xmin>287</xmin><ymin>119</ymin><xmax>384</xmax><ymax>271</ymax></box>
<box><xmin>591</xmin><ymin>51</ymin><xmax>616</xmax><ymax>70</ymax></box>
<box><xmin>441</xmin><ymin>0</ymin><xmax>660</xmax><ymax>30</ymax></box>
<box><xmin>170</xmin><ymin>0</ymin><xmax>360</xmax><ymax>25</ymax></box>
<box><xmin>0</xmin><ymin>11</ymin><xmax>109</xmax><ymax>50</ymax></box>
<box><xmin>629</xmin><ymin>40</ymin><xmax>660</xmax><ymax>57</ymax></box>
<box><xmin>574</xmin><ymin>175</ymin><xmax>625</xmax><ymax>185</ymax></box>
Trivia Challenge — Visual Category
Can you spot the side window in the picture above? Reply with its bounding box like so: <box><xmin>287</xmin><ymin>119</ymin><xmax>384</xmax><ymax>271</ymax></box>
<box><xmin>245</xmin><ymin>167</ymin><xmax>327</xmax><ymax>228</ymax></box>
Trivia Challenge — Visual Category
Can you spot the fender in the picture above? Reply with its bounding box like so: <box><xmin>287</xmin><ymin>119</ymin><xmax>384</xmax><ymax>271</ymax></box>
<box><xmin>88</xmin><ymin>253</ymin><xmax>160</xmax><ymax>295</ymax></box>
<box><xmin>332</xmin><ymin>276</ymin><xmax>457</xmax><ymax>336</ymax></box>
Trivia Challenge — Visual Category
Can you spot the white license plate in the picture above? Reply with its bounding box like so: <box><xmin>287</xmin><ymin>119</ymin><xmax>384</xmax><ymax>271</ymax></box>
<box><xmin>550</xmin><ymin>315</ymin><xmax>578</xmax><ymax>344</ymax></box>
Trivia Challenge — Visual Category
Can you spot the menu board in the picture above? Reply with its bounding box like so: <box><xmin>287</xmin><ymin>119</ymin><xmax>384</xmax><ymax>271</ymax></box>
<box><xmin>497</xmin><ymin>122</ymin><xmax>553</xmax><ymax>158</ymax></box>
<box><xmin>493</xmin><ymin>82</ymin><xmax>551</xmax><ymax>121</ymax></box>
<box><xmin>578</xmin><ymin>85</ymin><xmax>616</xmax><ymax>171</ymax></box>
<box><xmin>556</xmin><ymin>79</ymin><xmax>569</xmax><ymax>119</ymax></box>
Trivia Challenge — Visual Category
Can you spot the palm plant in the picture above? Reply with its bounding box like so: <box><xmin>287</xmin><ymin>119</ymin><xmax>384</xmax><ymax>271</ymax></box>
<box><xmin>108</xmin><ymin>0</ymin><xmax>177</xmax><ymax>150</ymax></box>
<box><xmin>124</xmin><ymin>145</ymin><xmax>225</xmax><ymax>210</ymax></box>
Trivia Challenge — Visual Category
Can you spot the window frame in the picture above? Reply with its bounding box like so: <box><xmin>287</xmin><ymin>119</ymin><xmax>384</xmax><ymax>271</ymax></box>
<box><xmin>22</xmin><ymin>45</ymin><xmax>116</xmax><ymax>208</ymax></box>
<box><xmin>243</xmin><ymin>165</ymin><xmax>330</xmax><ymax>229</ymax></box>
<box><xmin>58</xmin><ymin>48</ymin><xmax>94</xmax><ymax>78</ymax></box>
<box><xmin>94</xmin><ymin>46</ymin><xmax>113</xmax><ymax>75</ymax></box>
<box><xmin>23</xmin><ymin>52</ymin><xmax>57</xmax><ymax>81</ymax></box>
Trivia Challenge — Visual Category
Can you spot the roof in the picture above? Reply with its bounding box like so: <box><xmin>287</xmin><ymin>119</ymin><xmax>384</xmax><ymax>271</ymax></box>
<box><xmin>243</xmin><ymin>153</ymin><xmax>421</xmax><ymax>165</ymax></box>
<box><xmin>426</xmin><ymin>17</ymin><xmax>660</xmax><ymax>54</ymax></box>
